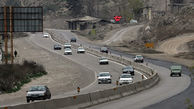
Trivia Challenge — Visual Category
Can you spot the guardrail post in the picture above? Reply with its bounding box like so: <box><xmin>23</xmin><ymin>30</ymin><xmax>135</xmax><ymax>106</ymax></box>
<box><xmin>116</xmin><ymin>80</ymin><xmax>119</xmax><ymax>86</ymax></box>
<box><xmin>77</xmin><ymin>87</ymin><xmax>80</xmax><ymax>94</ymax></box>
<box><xmin>142</xmin><ymin>75</ymin><xmax>145</xmax><ymax>80</ymax></box>
<box><xmin>151</xmin><ymin>70</ymin><xmax>154</xmax><ymax>75</ymax></box>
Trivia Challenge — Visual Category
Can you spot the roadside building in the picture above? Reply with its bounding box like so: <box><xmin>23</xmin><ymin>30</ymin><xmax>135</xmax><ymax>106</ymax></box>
<box><xmin>66</xmin><ymin>16</ymin><xmax>101</xmax><ymax>30</ymax></box>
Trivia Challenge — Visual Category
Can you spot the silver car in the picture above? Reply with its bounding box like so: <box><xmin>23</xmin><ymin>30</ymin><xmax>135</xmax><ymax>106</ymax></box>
<box><xmin>134</xmin><ymin>55</ymin><xmax>144</xmax><ymax>63</ymax></box>
<box><xmin>119</xmin><ymin>74</ymin><xmax>133</xmax><ymax>85</ymax></box>
<box><xmin>26</xmin><ymin>85</ymin><xmax>51</xmax><ymax>103</ymax></box>
<box><xmin>99</xmin><ymin>57</ymin><xmax>109</xmax><ymax>65</ymax></box>
<box><xmin>97</xmin><ymin>72</ymin><xmax>112</xmax><ymax>84</ymax></box>
<box><xmin>64</xmin><ymin>48</ymin><xmax>72</xmax><ymax>55</ymax></box>
<box><xmin>77</xmin><ymin>47</ymin><xmax>85</xmax><ymax>53</ymax></box>
<box><xmin>43</xmin><ymin>34</ymin><xmax>49</xmax><ymax>38</ymax></box>
<box><xmin>64</xmin><ymin>43</ymin><xmax>71</xmax><ymax>49</ymax></box>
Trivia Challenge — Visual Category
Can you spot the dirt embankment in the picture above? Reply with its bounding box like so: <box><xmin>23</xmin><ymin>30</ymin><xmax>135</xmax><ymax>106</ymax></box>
<box><xmin>137</xmin><ymin>6</ymin><xmax>194</xmax><ymax>59</ymax></box>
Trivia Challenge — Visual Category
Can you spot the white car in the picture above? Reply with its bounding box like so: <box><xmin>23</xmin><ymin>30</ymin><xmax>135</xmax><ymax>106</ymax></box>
<box><xmin>64</xmin><ymin>43</ymin><xmax>71</xmax><ymax>49</ymax></box>
<box><xmin>64</xmin><ymin>48</ymin><xmax>72</xmax><ymax>55</ymax></box>
<box><xmin>134</xmin><ymin>55</ymin><xmax>144</xmax><ymax>63</ymax></box>
<box><xmin>43</xmin><ymin>34</ymin><xmax>49</xmax><ymax>38</ymax></box>
<box><xmin>77</xmin><ymin>47</ymin><xmax>85</xmax><ymax>53</ymax></box>
<box><xmin>99</xmin><ymin>57</ymin><xmax>109</xmax><ymax>65</ymax></box>
<box><xmin>97</xmin><ymin>72</ymin><xmax>112</xmax><ymax>84</ymax></box>
<box><xmin>119</xmin><ymin>74</ymin><xmax>133</xmax><ymax>85</ymax></box>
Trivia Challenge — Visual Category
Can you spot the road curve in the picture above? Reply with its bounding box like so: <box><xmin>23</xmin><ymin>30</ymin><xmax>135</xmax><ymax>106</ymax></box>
<box><xmin>28</xmin><ymin>33</ymin><xmax>143</xmax><ymax>97</ymax></box>
<box><xmin>0</xmin><ymin>31</ymin><xmax>143</xmax><ymax>107</ymax></box>
<box><xmin>48</xmin><ymin>29</ymin><xmax>191</xmax><ymax>109</ymax></box>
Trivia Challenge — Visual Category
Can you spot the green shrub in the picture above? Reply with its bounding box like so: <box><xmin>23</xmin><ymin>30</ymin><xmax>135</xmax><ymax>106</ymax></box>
<box><xmin>0</xmin><ymin>60</ymin><xmax>47</xmax><ymax>93</ymax></box>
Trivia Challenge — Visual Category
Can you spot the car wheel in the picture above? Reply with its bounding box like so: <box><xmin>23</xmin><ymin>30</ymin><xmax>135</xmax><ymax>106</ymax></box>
<box><xmin>98</xmin><ymin>82</ymin><xmax>101</xmax><ymax>84</ymax></box>
<box><xmin>27</xmin><ymin>99</ymin><xmax>30</xmax><ymax>103</ymax></box>
<box><xmin>48</xmin><ymin>94</ymin><xmax>51</xmax><ymax>99</ymax></box>
<box><xmin>179</xmin><ymin>74</ymin><xmax>181</xmax><ymax>77</ymax></box>
<box><xmin>170</xmin><ymin>74</ymin><xmax>173</xmax><ymax>77</ymax></box>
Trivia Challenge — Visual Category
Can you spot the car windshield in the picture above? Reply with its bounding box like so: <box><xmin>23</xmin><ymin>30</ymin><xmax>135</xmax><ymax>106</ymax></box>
<box><xmin>121</xmin><ymin>74</ymin><xmax>131</xmax><ymax>78</ymax></box>
<box><xmin>99</xmin><ymin>73</ymin><xmax>110</xmax><ymax>77</ymax></box>
<box><xmin>124</xmin><ymin>66</ymin><xmax>133</xmax><ymax>70</ymax></box>
<box><xmin>65</xmin><ymin>48</ymin><xmax>71</xmax><ymax>50</ymax></box>
<box><xmin>64</xmin><ymin>43</ymin><xmax>71</xmax><ymax>46</ymax></box>
<box><xmin>100</xmin><ymin>57</ymin><xmax>107</xmax><ymax>60</ymax></box>
<box><xmin>172</xmin><ymin>69</ymin><xmax>181</xmax><ymax>72</ymax></box>
<box><xmin>101</xmin><ymin>47</ymin><xmax>107</xmax><ymax>50</ymax></box>
<box><xmin>29</xmin><ymin>86</ymin><xmax>45</xmax><ymax>91</ymax></box>
<box><xmin>137</xmin><ymin>55</ymin><xmax>143</xmax><ymax>58</ymax></box>
<box><xmin>78</xmin><ymin>47</ymin><xmax>84</xmax><ymax>50</ymax></box>
<box><xmin>55</xmin><ymin>44</ymin><xmax>60</xmax><ymax>47</ymax></box>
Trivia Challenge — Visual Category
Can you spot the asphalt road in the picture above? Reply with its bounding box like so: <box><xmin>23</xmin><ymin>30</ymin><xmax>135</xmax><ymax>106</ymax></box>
<box><xmin>47</xmin><ymin>29</ymin><xmax>191</xmax><ymax>109</ymax></box>
<box><xmin>0</xmin><ymin>31</ymin><xmax>143</xmax><ymax>107</ymax></box>
<box><xmin>29</xmin><ymin>32</ymin><xmax>143</xmax><ymax>98</ymax></box>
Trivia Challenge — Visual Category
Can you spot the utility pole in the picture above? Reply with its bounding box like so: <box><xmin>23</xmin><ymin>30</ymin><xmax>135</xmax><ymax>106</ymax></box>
<box><xmin>10</xmin><ymin>6</ymin><xmax>13</xmax><ymax>64</ymax></box>
<box><xmin>4</xmin><ymin>6</ymin><xmax>8</xmax><ymax>64</ymax></box>
<box><xmin>166</xmin><ymin>0</ymin><xmax>168</xmax><ymax>12</ymax></box>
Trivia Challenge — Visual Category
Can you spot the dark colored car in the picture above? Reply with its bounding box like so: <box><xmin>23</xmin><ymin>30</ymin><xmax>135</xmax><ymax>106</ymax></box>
<box><xmin>53</xmin><ymin>44</ymin><xmax>62</xmax><ymax>50</ymax></box>
<box><xmin>100</xmin><ymin>47</ymin><xmax>108</xmax><ymax>53</ymax></box>
<box><xmin>170</xmin><ymin>65</ymin><xmax>182</xmax><ymax>77</ymax></box>
<box><xmin>122</xmin><ymin>66</ymin><xmax>135</xmax><ymax>76</ymax></box>
<box><xmin>70</xmin><ymin>38</ymin><xmax>77</xmax><ymax>42</ymax></box>
<box><xmin>26</xmin><ymin>85</ymin><xmax>51</xmax><ymax>103</ymax></box>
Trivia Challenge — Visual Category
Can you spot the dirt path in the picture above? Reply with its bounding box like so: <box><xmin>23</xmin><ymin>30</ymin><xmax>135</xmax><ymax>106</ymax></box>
<box><xmin>158</xmin><ymin>33</ymin><xmax>194</xmax><ymax>55</ymax></box>
<box><xmin>103</xmin><ymin>25</ymin><xmax>143</xmax><ymax>45</ymax></box>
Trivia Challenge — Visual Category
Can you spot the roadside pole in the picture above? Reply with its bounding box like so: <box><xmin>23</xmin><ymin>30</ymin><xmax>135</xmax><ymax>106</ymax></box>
<box><xmin>10</xmin><ymin>6</ymin><xmax>14</xmax><ymax>64</ymax></box>
<box><xmin>3</xmin><ymin>6</ymin><xmax>8</xmax><ymax>64</ymax></box>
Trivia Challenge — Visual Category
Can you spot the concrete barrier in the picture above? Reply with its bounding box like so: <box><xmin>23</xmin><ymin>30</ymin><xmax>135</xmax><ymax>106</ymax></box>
<box><xmin>0</xmin><ymin>31</ymin><xmax>160</xmax><ymax>109</ymax></box>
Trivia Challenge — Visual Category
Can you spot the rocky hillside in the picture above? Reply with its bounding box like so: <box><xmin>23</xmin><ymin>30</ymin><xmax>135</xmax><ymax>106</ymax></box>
<box><xmin>142</xmin><ymin>6</ymin><xmax>194</xmax><ymax>43</ymax></box>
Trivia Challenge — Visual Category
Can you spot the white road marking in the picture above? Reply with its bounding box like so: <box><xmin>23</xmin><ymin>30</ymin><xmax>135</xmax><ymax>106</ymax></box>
<box><xmin>45</xmin><ymin>31</ymin><xmax>148</xmax><ymax>89</ymax></box>
<box><xmin>87</xmin><ymin>53</ymin><xmax>148</xmax><ymax>79</ymax></box>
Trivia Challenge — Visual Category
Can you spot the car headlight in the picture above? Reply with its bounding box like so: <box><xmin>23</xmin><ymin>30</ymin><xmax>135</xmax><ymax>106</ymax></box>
<box><xmin>27</xmin><ymin>93</ymin><xmax>31</xmax><ymax>96</ymax></box>
<box><xmin>128</xmin><ymin>80</ymin><xmax>133</xmax><ymax>83</ymax></box>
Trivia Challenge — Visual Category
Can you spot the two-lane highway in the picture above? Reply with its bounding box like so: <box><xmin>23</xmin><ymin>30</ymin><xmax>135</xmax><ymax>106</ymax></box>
<box><xmin>29</xmin><ymin>32</ymin><xmax>143</xmax><ymax>97</ymax></box>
